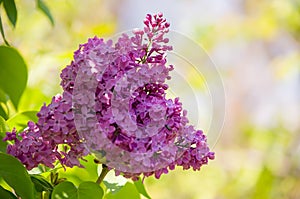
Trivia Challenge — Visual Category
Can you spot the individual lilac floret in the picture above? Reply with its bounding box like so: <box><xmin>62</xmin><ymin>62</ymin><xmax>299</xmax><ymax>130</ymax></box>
<box><xmin>3</xmin><ymin>13</ymin><xmax>214</xmax><ymax>179</ymax></box>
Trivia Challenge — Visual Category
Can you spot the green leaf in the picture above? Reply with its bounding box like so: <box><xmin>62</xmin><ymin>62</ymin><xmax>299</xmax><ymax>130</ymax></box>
<box><xmin>58</xmin><ymin>155</ymin><xmax>99</xmax><ymax>187</ymax></box>
<box><xmin>0</xmin><ymin>115</ymin><xmax>9</xmax><ymax>133</ymax></box>
<box><xmin>0</xmin><ymin>185</ymin><xmax>17</xmax><ymax>199</ymax></box>
<box><xmin>37</xmin><ymin>0</ymin><xmax>54</xmax><ymax>25</ymax></box>
<box><xmin>51</xmin><ymin>181</ymin><xmax>104</xmax><ymax>199</ymax></box>
<box><xmin>0</xmin><ymin>88</ymin><xmax>9</xmax><ymax>103</ymax></box>
<box><xmin>0</xmin><ymin>14</ymin><xmax>10</xmax><ymax>45</ymax></box>
<box><xmin>51</xmin><ymin>181</ymin><xmax>77</xmax><ymax>199</ymax></box>
<box><xmin>0</xmin><ymin>153</ymin><xmax>35</xmax><ymax>199</ymax></box>
<box><xmin>0</xmin><ymin>104</ymin><xmax>8</xmax><ymax>120</ymax></box>
<box><xmin>105</xmin><ymin>182</ymin><xmax>141</xmax><ymax>199</ymax></box>
<box><xmin>78</xmin><ymin>181</ymin><xmax>103</xmax><ymax>199</ymax></box>
<box><xmin>0</xmin><ymin>89</ymin><xmax>9</xmax><ymax>119</ymax></box>
<box><xmin>7</xmin><ymin>111</ymin><xmax>38</xmax><ymax>131</ymax></box>
<box><xmin>0</xmin><ymin>46</ymin><xmax>27</xmax><ymax>109</ymax></box>
<box><xmin>44</xmin><ymin>191</ymin><xmax>52</xmax><ymax>199</ymax></box>
<box><xmin>134</xmin><ymin>178</ymin><xmax>151</xmax><ymax>199</ymax></box>
<box><xmin>30</xmin><ymin>174</ymin><xmax>53</xmax><ymax>192</ymax></box>
<box><xmin>18</xmin><ymin>87</ymin><xmax>50</xmax><ymax>112</ymax></box>
<box><xmin>0</xmin><ymin>116</ymin><xmax>9</xmax><ymax>152</ymax></box>
<box><xmin>3</xmin><ymin>0</ymin><xmax>17</xmax><ymax>27</ymax></box>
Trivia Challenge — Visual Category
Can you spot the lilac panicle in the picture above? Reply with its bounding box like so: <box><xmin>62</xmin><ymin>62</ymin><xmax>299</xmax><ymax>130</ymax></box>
<box><xmin>3</xmin><ymin>13</ymin><xmax>214</xmax><ymax>179</ymax></box>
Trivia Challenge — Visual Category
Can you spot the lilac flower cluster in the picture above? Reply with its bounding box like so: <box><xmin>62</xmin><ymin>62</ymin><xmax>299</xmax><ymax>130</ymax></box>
<box><xmin>4</xmin><ymin>13</ymin><xmax>214</xmax><ymax>179</ymax></box>
<box><xmin>4</xmin><ymin>94</ymin><xmax>89</xmax><ymax>170</ymax></box>
<box><xmin>3</xmin><ymin>122</ymin><xmax>55</xmax><ymax>169</ymax></box>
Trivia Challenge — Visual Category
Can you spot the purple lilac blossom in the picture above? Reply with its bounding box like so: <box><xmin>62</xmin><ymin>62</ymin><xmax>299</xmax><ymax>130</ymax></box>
<box><xmin>4</xmin><ymin>13</ymin><xmax>214</xmax><ymax>179</ymax></box>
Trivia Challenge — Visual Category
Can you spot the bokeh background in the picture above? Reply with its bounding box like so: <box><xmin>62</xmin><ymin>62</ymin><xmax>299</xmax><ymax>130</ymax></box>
<box><xmin>2</xmin><ymin>0</ymin><xmax>300</xmax><ymax>198</ymax></box>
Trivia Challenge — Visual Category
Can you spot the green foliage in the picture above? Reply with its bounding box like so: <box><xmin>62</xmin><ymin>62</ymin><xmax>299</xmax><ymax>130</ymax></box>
<box><xmin>0</xmin><ymin>105</ymin><xmax>8</xmax><ymax>120</ymax></box>
<box><xmin>0</xmin><ymin>14</ymin><xmax>9</xmax><ymax>45</ymax></box>
<box><xmin>58</xmin><ymin>155</ymin><xmax>99</xmax><ymax>187</ymax></box>
<box><xmin>0</xmin><ymin>153</ymin><xmax>35</xmax><ymax>199</ymax></box>
<box><xmin>0</xmin><ymin>0</ymin><xmax>17</xmax><ymax>45</ymax></box>
<box><xmin>51</xmin><ymin>181</ymin><xmax>104</xmax><ymax>199</ymax></box>
<box><xmin>0</xmin><ymin>185</ymin><xmax>17</xmax><ymax>199</ymax></box>
<box><xmin>0</xmin><ymin>116</ymin><xmax>9</xmax><ymax>152</ymax></box>
<box><xmin>134</xmin><ymin>178</ymin><xmax>151</xmax><ymax>199</ymax></box>
<box><xmin>0</xmin><ymin>0</ymin><xmax>54</xmax><ymax>45</ymax></box>
<box><xmin>0</xmin><ymin>88</ymin><xmax>9</xmax><ymax>119</ymax></box>
<box><xmin>0</xmin><ymin>46</ymin><xmax>27</xmax><ymax>110</ymax></box>
<box><xmin>30</xmin><ymin>174</ymin><xmax>53</xmax><ymax>193</ymax></box>
<box><xmin>51</xmin><ymin>181</ymin><xmax>77</xmax><ymax>199</ymax></box>
<box><xmin>2</xmin><ymin>0</ymin><xmax>17</xmax><ymax>27</ymax></box>
<box><xmin>103</xmin><ymin>181</ymin><xmax>124</xmax><ymax>194</ymax></box>
<box><xmin>105</xmin><ymin>182</ymin><xmax>141</xmax><ymax>199</ymax></box>
<box><xmin>36</xmin><ymin>0</ymin><xmax>54</xmax><ymax>26</ymax></box>
<box><xmin>0</xmin><ymin>88</ymin><xmax>9</xmax><ymax>103</ymax></box>
<box><xmin>77</xmin><ymin>182</ymin><xmax>104</xmax><ymax>199</ymax></box>
<box><xmin>7</xmin><ymin>110</ymin><xmax>38</xmax><ymax>131</ymax></box>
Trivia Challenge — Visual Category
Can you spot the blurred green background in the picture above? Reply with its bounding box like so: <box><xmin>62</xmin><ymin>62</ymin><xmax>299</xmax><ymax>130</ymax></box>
<box><xmin>1</xmin><ymin>0</ymin><xmax>300</xmax><ymax>198</ymax></box>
